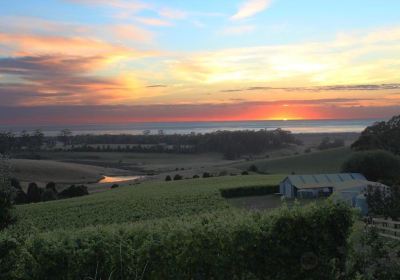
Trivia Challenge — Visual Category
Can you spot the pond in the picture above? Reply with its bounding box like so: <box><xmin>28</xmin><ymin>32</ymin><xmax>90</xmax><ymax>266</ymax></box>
<box><xmin>98</xmin><ymin>176</ymin><xmax>142</xmax><ymax>183</ymax></box>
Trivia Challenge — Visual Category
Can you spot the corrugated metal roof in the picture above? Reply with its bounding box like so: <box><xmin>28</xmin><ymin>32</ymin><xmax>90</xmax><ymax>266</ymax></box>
<box><xmin>285</xmin><ymin>173</ymin><xmax>367</xmax><ymax>189</ymax></box>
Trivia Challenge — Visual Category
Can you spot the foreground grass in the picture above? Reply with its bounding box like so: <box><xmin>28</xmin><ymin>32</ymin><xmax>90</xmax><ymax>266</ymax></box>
<box><xmin>9</xmin><ymin>174</ymin><xmax>284</xmax><ymax>235</ymax></box>
<box><xmin>234</xmin><ymin>147</ymin><xmax>353</xmax><ymax>174</ymax></box>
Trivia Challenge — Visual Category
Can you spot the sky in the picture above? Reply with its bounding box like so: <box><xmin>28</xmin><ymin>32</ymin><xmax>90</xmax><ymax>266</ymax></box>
<box><xmin>1</xmin><ymin>0</ymin><xmax>400</xmax><ymax>124</ymax></box>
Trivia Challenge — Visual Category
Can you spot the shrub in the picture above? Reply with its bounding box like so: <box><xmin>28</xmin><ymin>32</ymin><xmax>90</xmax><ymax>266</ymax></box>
<box><xmin>341</xmin><ymin>150</ymin><xmax>400</xmax><ymax>182</ymax></box>
<box><xmin>220</xmin><ymin>185</ymin><xmax>279</xmax><ymax>198</ymax></box>
<box><xmin>241</xmin><ymin>171</ymin><xmax>249</xmax><ymax>175</ymax></box>
<box><xmin>5</xmin><ymin>202</ymin><xmax>353</xmax><ymax>280</ymax></box>
<box><xmin>13</xmin><ymin>189</ymin><xmax>27</xmax><ymax>205</ymax></box>
<box><xmin>202</xmin><ymin>172</ymin><xmax>212</xmax><ymax>178</ymax></box>
<box><xmin>41</xmin><ymin>189</ymin><xmax>57</xmax><ymax>202</ymax></box>
<box><xmin>346</xmin><ymin>225</ymin><xmax>400</xmax><ymax>279</ymax></box>
<box><xmin>192</xmin><ymin>175</ymin><xmax>200</xmax><ymax>179</ymax></box>
<box><xmin>111</xmin><ymin>184</ymin><xmax>119</xmax><ymax>189</ymax></box>
<box><xmin>27</xmin><ymin>183</ymin><xmax>43</xmax><ymax>203</ymax></box>
<box><xmin>365</xmin><ymin>184</ymin><xmax>400</xmax><ymax>219</ymax></box>
<box><xmin>10</xmin><ymin>178</ymin><xmax>21</xmax><ymax>190</ymax></box>
<box><xmin>173</xmin><ymin>174</ymin><xmax>183</xmax><ymax>181</ymax></box>
<box><xmin>45</xmin><ymin>182</ymin><xmax>57</xmax><ymax>193</ymax></box>
<box><xmin>165</xmin><ymin>175</ymin><xmax>172</xmax><ymax>181</ymax></box>
<box><xmin>59</xmin><ymin>185</ymin><xmax>88</xmax><ymax>199</ymax></box>
<box><xmin>248</xmin><ymin>164</ymin><xmax>259</xmax><ymax>172</ymax></box>
<box><xmin>0</xmin><ymin>157</ymin><xmax>14</xmax><ymax>230</ymax></box>
<box><xmin>352</xmin><ymin>114</ymin><xmax>400</xmax><ymax>155</ymax></box>
<box><xmin>10</xmin><ymin>178</ymin><xmax>27</xmax><ymax>205</ymax></box>
<box><xmin>318</xmin><ymin>137</ymin><xmax>345</xmax><ymax>150</ymax></box>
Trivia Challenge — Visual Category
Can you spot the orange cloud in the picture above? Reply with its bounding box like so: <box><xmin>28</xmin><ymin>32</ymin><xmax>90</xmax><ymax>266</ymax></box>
<box><xmin>0</xmin><ymin>33</ymin><xmax>154</xmax><ymax>58</ymax></box>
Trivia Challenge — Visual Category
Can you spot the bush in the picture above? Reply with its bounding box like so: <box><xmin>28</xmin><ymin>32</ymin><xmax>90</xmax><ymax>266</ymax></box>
<box><xmin>165</xmin><ymin>175</ymin><xmax>172</xmax><ymax>181</ymax></box>
<box><xmin>346</xmin><ymin>225</ymin><xmax>400</xmax><ymax>279</ymax></box>
<box><xmin>192</xmin><ymin>175</ymin><xmax>200</xmax><ymax>179</ymax></box>
<box><xmin>10</xmin><ymin>178</ymin><xmax>21</xmax><ymax>190</ymax></box>
<box><xmin>110</xmin><ymin>184</ymin><xmax>119</xmax><ymax>189</ymax></box>
<box><xmin>220</xmin><ymin>185</ymin><xmax>279</xmax><ymax>198</ymax></box>
<box><xmin>241</xmin><ymin>171</ymin><xmax>249</xmax><ymax>175</ymax></box>
<box><xmin>27</xmin><ymin>182</ymin><xmax>43</xmax><ymax>203</ymax></box>
<box><xmin>59</xmin><ymin>185</ymin><xmax>88</xmax><ymax>199</ymax></box>
<box><xmin>10</xmin><ymin>178</ymin><xmax>27</xmax><ymax>205</ymax></box>
<box><xmin>352</xmin><ymin>115</ymin><xmax>400</xmax><ymax>155</ymax></box>
<box><xmin>0</xmin><ymin>157</ymin><xmax>14</xmax><ymax>230</ymax></box>
<box><xmin>202</xmin><ymin>172</ymin><xmax>212</xmax><ymax>178</ymax></box>
<box><xmin>318</xmin><ymin>137</ymin><xmax>345</xmax><ymax>150</ymax></box>
<box><xmin>341</xmin><ymin>150</ymin><xmax>400</xmax><ymax>182</ymax></box>
<box><xmin>45</xmin><ymin>182</ymin><xmax>57</xmax><ymax>193</ymax></box>
<box><xmin>14</xmin><ymin>189</ymin><xmax>28</xmax><ymax>205</ymax></box>
<box><xmin>173</xmin><ymin>174</ymin><xmax>183</xmax><ymax>181</ymax></box>
<box><xmin>365</xmin><ymin>184</ymin><xmax>400</xmax><ymax>219</ymax></box>
<box><xmin>3</xmin><ymin>202</ymin><xmax>353</xmax><ymax>280</ymax></box>
<box><xmin>248</xmin><ymin>164</ymin><xmax>259</xmax><ymax>172</ymax></box>
<box><xmin>41</xmin><ymin>189</ymin><xmax>57</xmax><ymax>202</ymax></box>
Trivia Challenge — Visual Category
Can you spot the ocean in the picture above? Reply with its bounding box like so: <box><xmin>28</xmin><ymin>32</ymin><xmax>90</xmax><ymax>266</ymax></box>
<box><xmin>0</xmin><ymin>119</ymin><xmax>384</xmax><ymax>136</ymax></box>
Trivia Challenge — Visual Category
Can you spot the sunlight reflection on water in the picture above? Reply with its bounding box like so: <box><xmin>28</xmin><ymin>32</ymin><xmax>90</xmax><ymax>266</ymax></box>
<box><xmin>98</xmin><ymin>176</ymin><xmax>142</xmax><ymax>183</ymax></box>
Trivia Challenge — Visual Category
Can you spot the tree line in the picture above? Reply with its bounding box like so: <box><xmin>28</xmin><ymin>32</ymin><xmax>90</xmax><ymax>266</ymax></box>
<box><xmin>0</xmin><ymin>128</ymin><xmax>302</xmax><ymax>159</ymax></box>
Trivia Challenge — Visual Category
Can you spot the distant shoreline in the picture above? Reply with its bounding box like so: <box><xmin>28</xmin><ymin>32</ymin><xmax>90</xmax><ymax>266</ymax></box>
<box><xmin>0</xmin><ymin>119</ymin><xmax>377</xmax><ymax>136</ymax></box>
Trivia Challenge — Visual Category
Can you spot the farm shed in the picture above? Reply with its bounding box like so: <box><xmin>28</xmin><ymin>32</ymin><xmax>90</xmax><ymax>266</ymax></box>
<box><xmin>279</xmin><ymin>173</ymin><xmax>367</xmax><ymax>199</ymax></box>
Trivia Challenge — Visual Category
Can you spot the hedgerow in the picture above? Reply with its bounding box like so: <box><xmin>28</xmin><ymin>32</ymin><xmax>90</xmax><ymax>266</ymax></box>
<box><xmin>2</xmin><ymin>201</ymin><xmax>353</xmax><ymax>280</ymax></box>
<box><xmin>220</xmin><ymin>185</ymin><xmax>278</xmax><ymax>198</ymax></box>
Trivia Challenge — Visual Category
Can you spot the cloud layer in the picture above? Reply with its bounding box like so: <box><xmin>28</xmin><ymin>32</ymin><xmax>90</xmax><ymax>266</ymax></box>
<box><xmin>231</xmin><ymin>0</ymin><xmax>272</xmax><ymax>20</ymax></box>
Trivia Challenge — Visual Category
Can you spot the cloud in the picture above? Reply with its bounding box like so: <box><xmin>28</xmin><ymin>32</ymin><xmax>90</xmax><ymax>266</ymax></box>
<box><xmin>231</xmin><ymin>0</ymin><xmax>272</xmax><ymax>20</ymax></box>
<box><xmin>0</xmin><ymin>32</ymin><xmax>155</xmax><ymax>58</ymax></box>
<box><xmin>167</xmin><ymin>26</ymin><xmax>400</xmax><ymax>86</ymax></box>
<box><xmin>146</xmin><ymin>85</ymin><xmax>168</xmax><ymax>88</ymax></box>
<box><xmin>67</xmin><ymin>0</ymin><xmax>187</xmax><ymax>21</ymax></box>
<box><xmin>110</xmin><ymin>24</ymin><xmax>154</xmax><ymax>42</ymax></box>
<box><xmin>221</xmin><ymin>25</ymin><xmax>256</xmax><ymax>35</ymax></box>
<box><xmin>158</xmin><ymin>8</ymin><xmax>187</xmax><ymax>20</ymax></box>
<box><xmin>221</xmin><ymin>84</ymin><xmax>400</xmax><ymax>93</ymax></box>
<box><xmin>0</xmin><ymin>55</ymin><xmax>124</xmax><ymax>105</ymax></box>
<box><xmin>135</xmin><ymin>17</ymin><xmax>172</xmax><ymax>27</ymax></box>
<box><xmin>1</xmin><ymin>100</ymin><xmax>399</xmax><ymax>125</ymax></box>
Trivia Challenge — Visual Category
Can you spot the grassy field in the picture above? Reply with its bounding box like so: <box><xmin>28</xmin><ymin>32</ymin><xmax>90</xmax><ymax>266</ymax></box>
<box><xmin>234</xmin><ymin>147</ymin><xmax>353</xmax><ymax>174</ymax></box>
<box><xmin>33</xmin><ymin>151</ymin><xmax>236</xmax><ymax>174</ymax></box>
<box><xmin>10</xmin><ymin>159</ymin><xmax>128</xmax><ymax>186</ymax></box>
<box><xmin>8</xmin><ymin>174</ymin><xmax>284</xmax><ymax>235</ymax></box>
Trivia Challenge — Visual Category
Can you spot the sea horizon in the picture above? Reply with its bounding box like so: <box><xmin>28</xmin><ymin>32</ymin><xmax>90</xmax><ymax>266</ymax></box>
<box><xmin>0</xmin><ymin>118</ymin><xmax>385</xmax><ymax>136</ymax></box>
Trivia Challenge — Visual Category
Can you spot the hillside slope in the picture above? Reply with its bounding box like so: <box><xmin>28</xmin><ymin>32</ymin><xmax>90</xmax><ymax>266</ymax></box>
<box><xmin>234</xmin><ymin>147</ymin><xmax>352</xmax><ymax>174</ymax></box>
<box><xmin>10</xmin><ymin>174</ymin><xmax>284</xmax><ymax>234</ymax></box>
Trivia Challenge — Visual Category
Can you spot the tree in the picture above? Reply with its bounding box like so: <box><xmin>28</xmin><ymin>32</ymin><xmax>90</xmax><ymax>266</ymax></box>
<box><xmin>27</xmin><ymin>182</ymin><xmax>43</xmax><ymax>203</ymax></box>
<box><xmin>366</xmin><ymin>184</ymin><xmax>400</xmax><ymax>220</ymax></box>
<box><xmin>165</xmin><ymin>175</ymin><xmax>172</xmax><ymax>181</ymax></box>
<box><xmin>0</xmin><ymin>131</ymin><xmax>15</xmax><ymax>154</ymax></box>
<box><xmin>59</xmin><ymin>185</ymin><xmax>88</xmax><ymax>199</ymax></box>
<box><xmin>173</xmin><ymin>174</ymin><xmax>183</xmax><ymax>181</ymax></box>
<box><xmin>42</xmin><ymin>189</ymin><xmax>57</xmax><ymax>202</ymax></box>
<box><xmin>45</xmin><ymin>182</ymin><xmax>57</xmax><ymax>193</ymax></box>
<box><xmin>29</xmin><ymin>129</ymin><xmax>44</xmax><ymax>151</ymax></box>
<box><xmin>341</xmin><ymin>150</ymin><xmax>400</xmax><ymax>183</ymax></box>
<box><xmin>0</xmin><ymin>155</ymin><xmax>14</xmax><ymax>230</ymax></box>
<box><xmin>248</xmin><ymin>164</ymin><xmax>259</xmax><ymax>173</ymax></box>
<box><xmin>352</xmin><ymin>115</ymin><xmax>400</xmax><ymax>155</ymax></box>
<box><xmin>19</xmin><ymin>130</ymin><xmax>31</xmax><ymax>150</ymax></box>
<box><xmin>318</xmin><ymin>137</ymin><xmax>345</xmax><ymax>150</ymax></box>
<box><xmin>58</xmin><ymin>129</ymin><xmax>72</xmax><ymax>146</ymax></box>
<box><xmin>11</xmin><ymin>178</ymin><xmax>27</xmax><ymax>204</ymax></box>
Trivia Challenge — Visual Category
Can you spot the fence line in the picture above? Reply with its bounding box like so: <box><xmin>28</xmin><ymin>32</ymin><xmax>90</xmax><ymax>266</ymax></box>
<box><xmin>370</xmin><ymin>218</ymin><xmax>400</xmax><ymax>241</ymax></box>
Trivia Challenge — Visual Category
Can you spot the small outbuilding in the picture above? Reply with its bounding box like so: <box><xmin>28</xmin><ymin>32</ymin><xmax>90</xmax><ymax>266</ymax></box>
<box><xmin>279</xmin><ymin>173</ymin><xmax>367</xmax><ymax>199</ymax></box>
